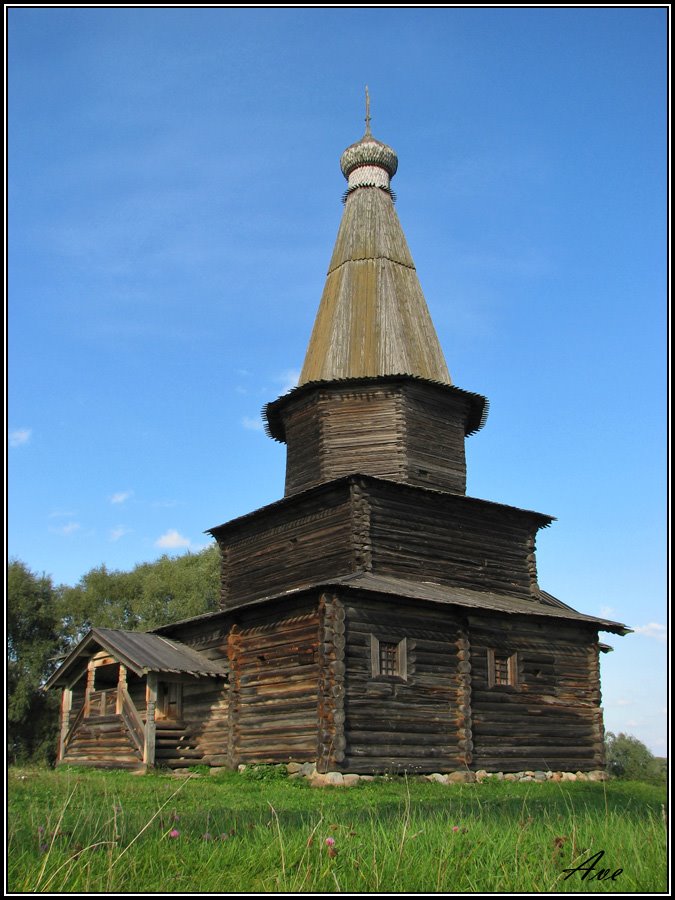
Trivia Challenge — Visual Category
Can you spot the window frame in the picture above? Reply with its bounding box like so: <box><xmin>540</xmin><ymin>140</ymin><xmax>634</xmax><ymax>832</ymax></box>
<box><xmin>370</xmin><ymin>634</ymin><xmax>408</xmax><ymax>681</ymax></box>
<box><xmin>487</xmin><ymin>648</ymin><xmax>519</xmax><ymax>689</ymax></box>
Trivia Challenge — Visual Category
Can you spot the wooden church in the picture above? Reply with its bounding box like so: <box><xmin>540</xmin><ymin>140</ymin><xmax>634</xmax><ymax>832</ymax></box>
<box><xmin>46</xmin><ymin>114</ymin><xmax>628</xmax><ymax>774</ymax></box>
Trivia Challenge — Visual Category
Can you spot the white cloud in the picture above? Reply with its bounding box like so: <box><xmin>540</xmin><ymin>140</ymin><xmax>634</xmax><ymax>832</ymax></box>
<box><xmin>155</xmin><ymin>529</ymin><xmax>191</xmax><ymax>549</ymax></box>
<box><xmin>50</xmin><ymin>522</ymin><xmax>81</xmax><ymax>537</ymax></box>
<box><xmin>632</xmin><ymin>623</ymin><xmax>667</xmax><ymax>643</ymax></box>
<box><xmin>242</xmin><ymin>416</ymin><xmax>264</xmax><ymax>432</ymax></box>
<box><xmin>615</xmin><ymin>699</ymin><xmax>633</xmax><ymax>707</ymax></box>
<box><xmin>110</xmin><ymin>526</ymin><xmax>131</xmax><ymax>542</ymax></box>
<box><xmin>110</xmin><ymin>490</ymin><xmax>134</xmax><ymax>505</ymax></box>
<box><xmin>9</xmin><ymin>428</ymin><xmax>31</xmax><ymax>447</ymax></box>
<box><xmin>600</xmin><ymin>605</ymin><xmax>615</xmax><ymax>618</ymax></box>
<box><xmin>276</xmin><ymin>368</ymin><xmax>300</xmax><ymax>394</ymax></box>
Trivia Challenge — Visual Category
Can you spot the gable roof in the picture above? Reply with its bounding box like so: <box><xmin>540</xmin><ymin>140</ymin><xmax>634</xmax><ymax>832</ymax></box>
<box><xmin>44</xmin><ymin>627</ymin><xmax>227</xmax><ymax>689</ymax></box>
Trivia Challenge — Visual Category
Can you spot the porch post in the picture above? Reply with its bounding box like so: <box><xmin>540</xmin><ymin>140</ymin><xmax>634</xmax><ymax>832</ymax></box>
<box><xmin>57</xmin><ymin>687</ymin><xmax>72</xmax><ymax>762</ymax></box>
<box><xmin>144</xmin><ymin>672</ymin><xmax>158</xmax><ymax>767</ymax></box>
<box><xmin>84</xmin><ymin>661</ymin><xmax>95</xmax><ymax>716</ymax></box>
<box><xmin>116</xmin><ymin>665</ymin><xmax>127</xmax><ymax>714</ymax></box>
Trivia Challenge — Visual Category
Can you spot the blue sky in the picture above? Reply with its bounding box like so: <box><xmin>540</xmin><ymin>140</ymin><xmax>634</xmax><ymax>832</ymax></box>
<box><xmin>8</xmin><ymin>8</ymin><xmax>667</xmax><ymax>754</ymax></box>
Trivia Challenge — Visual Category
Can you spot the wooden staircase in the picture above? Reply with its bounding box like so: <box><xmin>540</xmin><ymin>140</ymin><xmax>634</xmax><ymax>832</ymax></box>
<box><xmin>154</xmin><ymin>721</ymin><xmax>205</xmax><ymax>768</ymax></box>
<box><xmin>61</xmin><ymin>713</ymin><xmax>144</xmax><ymax>769</ymax></box>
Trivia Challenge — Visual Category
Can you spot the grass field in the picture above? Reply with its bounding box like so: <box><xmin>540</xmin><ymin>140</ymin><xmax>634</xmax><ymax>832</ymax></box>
<box><xmin>7</xmin><ymin>765</ymin><xmax>667</xmax><ymax>894</ymax></box>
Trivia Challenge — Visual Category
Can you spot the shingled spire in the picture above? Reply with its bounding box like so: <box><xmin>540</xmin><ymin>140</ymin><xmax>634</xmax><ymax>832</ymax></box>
<box><xmin>299</xmin><ymin>111</ymin><xmax>452</xmax><ymax>386</ymax></box>
<box><xmin>265</xmin><ymin>112</ymin><xmax>487</xmax><ymax>498</ymax></box>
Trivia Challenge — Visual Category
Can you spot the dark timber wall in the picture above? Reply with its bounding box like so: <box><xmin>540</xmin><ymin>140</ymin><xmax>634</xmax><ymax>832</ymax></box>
<box><xmin>366</xmin><ymin>480</ymin><xmax>546</xmax><ymax>600</ymax></box>
<box><xmin>339</xmin><ymin>593</ymin><xmax>466</xmax><ymax>774</ymax></box>
<box><xmin>232</xmin><ymin>600</ymin><xmax>321</xmax><ymax>765</ymax></box>
<box><xmin>217</xmin><ymin>486</ymin><xmax>354</xmax><ymax>609</ymax></box>
<box><xmin>468</xmin><ymin>613</ymin><xmax>604</xmax><ymax>771</ymax></box>
<box><xmin>276</xmin><ymin>381</ymin><xmax>472</xmax><ymax>497</ymax></box>
<box><xmin>156</xmin><ymin>589</ymin><xmax>605</xmax><ymax>774</ymax></box>
<box><xmin>212</xmin><ymin>475</ymin><xmax>551</xmax><ymax>611</ymax></box>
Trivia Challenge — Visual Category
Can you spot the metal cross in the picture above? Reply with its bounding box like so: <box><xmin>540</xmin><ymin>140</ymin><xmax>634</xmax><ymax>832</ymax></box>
<box><xmin>365</xmin><ymin>85</ymin><xmax>371</xmax><ymax>134</ymax></box>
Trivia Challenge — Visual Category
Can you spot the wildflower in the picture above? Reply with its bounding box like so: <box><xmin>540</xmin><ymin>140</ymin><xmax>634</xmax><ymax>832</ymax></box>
<box><xmin>170</xmin><ymin>810</ymin><xmax>180</xmax><ymax>823</ymax></box>
<box><xmin>169</xmin><ymin>829</ymin><xmax>180</xmax><ymax>839</ymax></box>
<box><xmin>39</xmin><ymin>843</ymin><xmax>49</xmax><ymax>854</ymax></box>
<box><xmin>452</xmin><ymin>826</ymin><xmax>460</xmax><ymax>833</ymax></box>
<box><xmin>202</xmin><ymin>832</ymin><xmax>213</xmax><ymax>841</ymax></box>
<box><xmin>218</xmin><ymin>833</ymin><xmax>229</xmax><ymax>841</ymax></box>
<box><xmin>37</xmin><ymin>826</ymin><xmax>45</xmax><ymax>837</ymax></box>
<box><xmin>325</xmin><ymin>837</ymin><xmax>336</xmax><ymax>846</ymax></box>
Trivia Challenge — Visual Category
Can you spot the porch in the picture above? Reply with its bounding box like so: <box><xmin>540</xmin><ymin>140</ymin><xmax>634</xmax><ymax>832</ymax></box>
<box><xmin>46</xmin><ymin>627</ymin><xmax>228</xmax><ymax>771</ymax></box>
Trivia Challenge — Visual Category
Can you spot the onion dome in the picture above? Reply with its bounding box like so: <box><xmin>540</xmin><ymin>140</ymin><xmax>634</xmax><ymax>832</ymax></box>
<box><xmin>340</xmin><ymin>130</ymin><xmax>399</xmax><ymax>193</ymax></box>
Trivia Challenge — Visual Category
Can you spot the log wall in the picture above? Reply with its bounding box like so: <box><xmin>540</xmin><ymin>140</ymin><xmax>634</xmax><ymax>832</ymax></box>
<box><xmin>280</xmin><ymin>382</ymin><xmax>471</xmax><ymax>497</ymax></box>
<box><xmin>232</xmin><ymin>601</ymin><xmax>322</xmax><ymax>764</ymax></box>
<box><xmin>218</xmin><ymin>486</ymin><xmax>354</xmax><ymax>608</ymax></box>
<box><xmin>339</xmin><ymin>593</ymin><xmax>465</xmax><ymax>774</ymax></box>
<box><xmin>283</xmin><ymin>392</ymin><xmax>322</xmax><ymax>497</ymax></box>
<box><xmin>402</xmin><ymin>383</ymin><xmax>469</xmax><ymax>493</ymax></box>
<box><xmin>468</xmin><ymin>613</ymin><xmax>604</xmax><ymax>771</ymax></box>
<box><xmin>367</xmin><ymin>480</ymin><xmax>543</xmax><ymax>600</ymax></box>
<box><xmin>215</xmin><ymin>475</ymin><xmax>548</xmax><ymax>612</ymax></box>
<box><xmin>317</xmin><ymin>594</ymin><xmax>346</xmax><ymax>771</ymax></box>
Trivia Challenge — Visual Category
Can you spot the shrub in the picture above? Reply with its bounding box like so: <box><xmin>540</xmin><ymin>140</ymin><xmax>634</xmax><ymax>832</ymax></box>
<box><xmin>605</xmin><ymin>732</ymin><xmax>665</xmax><ymax>784</ymax></box>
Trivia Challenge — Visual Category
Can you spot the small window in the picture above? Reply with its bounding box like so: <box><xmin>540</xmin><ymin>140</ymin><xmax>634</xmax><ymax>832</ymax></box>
<box><xmin>379</xmin><ymin>641</ymin><xmax>399</xmax><ymax>676</ymax></box>
<box><xmin>487</xmin><ymin>649</ymin><xmax>518</xmax><ymax>688</ymax></box>
<box><xmin>371</xmin><ymin>635</ymin><xmax>407</xmax><ymax>680</ymax></box>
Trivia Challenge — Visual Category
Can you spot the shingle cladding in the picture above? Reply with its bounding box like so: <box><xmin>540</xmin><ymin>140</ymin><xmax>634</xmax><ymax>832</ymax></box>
<box><xmin>299</xmin><ymin>169</ymin><xmax>452</xmax><ymax>386</ymax></box>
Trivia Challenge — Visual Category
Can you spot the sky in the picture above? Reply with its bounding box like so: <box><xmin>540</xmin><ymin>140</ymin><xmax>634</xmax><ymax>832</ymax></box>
<box><xmin>7</xmin><ymin>7</ymin><xmax>667</xmax><ymax>755</ymax></box>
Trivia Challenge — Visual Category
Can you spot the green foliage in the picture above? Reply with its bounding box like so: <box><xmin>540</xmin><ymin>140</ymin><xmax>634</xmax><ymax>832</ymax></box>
<box><xmin>57</xmin><ymin>544</ymin><xmax>221</xmax><ymax>641</ymax></box>
<box><xmin>605</xmin><ymin>732</ymin><xmax>665</xmax><ymax>784</ymax></box>
<box><xmin>238</xmin><ymin>764</ymin><xmax>289</xmax><ymax>782</ymax></box>
<box><xmin>7</xmin><ymin>561</ymin><xmax>63</xmax><ymax>764</ymax></box>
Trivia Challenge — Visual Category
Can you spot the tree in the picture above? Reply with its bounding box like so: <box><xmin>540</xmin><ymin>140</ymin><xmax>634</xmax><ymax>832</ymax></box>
<box><xmin>133</xmin><ymin>546</ymin><xmax>220</xmax><ymax>629</ymax></box>
<box><xmin>57</xmin><ymin>545</ymin><xmax>221</xmax><ymax>636</ymax></box>
<box><xmin>58</xmin><ymin>564</ymin><xmax>143</xmax><ymax>645</ymax></box>
<box><xmin>605</xmin><ymin>731</ymin><xmax>665</xmax><ymax>783</ymax></box>
<box><xmin>7</xmin><ymin>560</ymin><xmax>63</xmax><ymax>764</ymax></box>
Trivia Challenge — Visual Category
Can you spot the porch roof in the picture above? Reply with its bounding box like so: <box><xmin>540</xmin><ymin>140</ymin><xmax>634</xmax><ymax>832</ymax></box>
<box><xmin>44</xmin><ymin>627</ymin><xmax>228</xmax><ymax>689</ymax></box>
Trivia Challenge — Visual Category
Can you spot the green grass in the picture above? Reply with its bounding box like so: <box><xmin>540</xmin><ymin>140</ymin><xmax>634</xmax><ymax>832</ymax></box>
<box><xmin>8</xmin><ymin>766</ymin><xmax>667</xmax><ymax>893</ymax></box>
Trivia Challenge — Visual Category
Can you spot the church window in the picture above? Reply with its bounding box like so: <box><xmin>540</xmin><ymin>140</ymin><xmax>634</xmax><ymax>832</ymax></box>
<box><xmin>487</xmin><ymin>649</ymin><xmax>518</xmax><ymax>688</ymax></box>
<box><xmin>371</xmin><ymin>635</ymin><xmax>407</xmax><ymax>680</ymax></box>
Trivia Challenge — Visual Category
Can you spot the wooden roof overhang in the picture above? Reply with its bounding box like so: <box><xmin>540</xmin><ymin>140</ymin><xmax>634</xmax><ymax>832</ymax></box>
<box><xmin>152</xmin><ymin>574</ymin><xmax>630</xmax><ymax>638</ymax></box>
<box><xmin>263</xmin><ymin>375</ymin><xmax>489</xmax><ymax>442</ymax></box>
<box><xmin>206</xmin><ymin>472</ymin><xmax>548</xmax><ymax>540</ymax></box>
<box><xmin>44</xmin><ymin>627</ymin><xmax>228</xmax><ymax>690</ymax></box>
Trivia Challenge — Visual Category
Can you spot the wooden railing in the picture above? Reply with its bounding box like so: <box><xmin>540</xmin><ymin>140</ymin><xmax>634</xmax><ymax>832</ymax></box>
<box><xmin>87</xmin><ymin>689</ymin><xmax>117</xmax><ymax>717</ymax></box>
<box><xmin>63</xmin><ymin>704</ymin><xmax>86</xmax><ymax>752</ymax></box>
<box><xmin>120</xmin><ymin>690</ymin><xmax>145</xmax><ymax>755</ymax></box>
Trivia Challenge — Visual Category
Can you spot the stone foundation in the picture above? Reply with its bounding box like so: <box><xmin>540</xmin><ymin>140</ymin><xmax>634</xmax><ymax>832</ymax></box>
<box><xmin>231</xmin><ymin>763</ymin><xmax>609</xmax><ymax>787</ymax></box>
